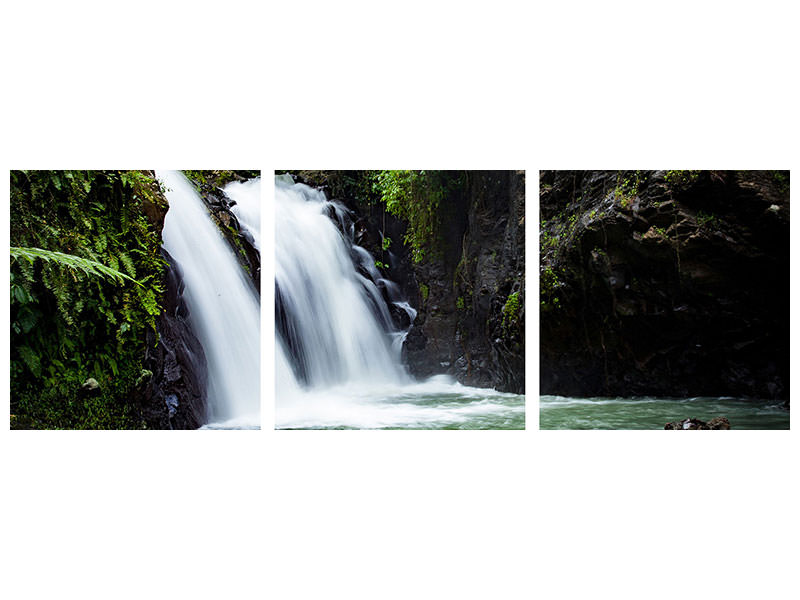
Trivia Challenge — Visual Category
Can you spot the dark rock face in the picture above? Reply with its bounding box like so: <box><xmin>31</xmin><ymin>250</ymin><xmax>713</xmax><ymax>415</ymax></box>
<box><xmin>540</xmin><ymin>170</ymin><xmax>789</xmax><ymax>401</ymax></box>
<box><xmin>404</xmin><ymin>171</ymin><xmax>526</xmax><ymax>393</ymax></box>
<box><xmin>134</xmin><ymin>249</ymin><xmax>208</xmax><ymax>429</ymax></box>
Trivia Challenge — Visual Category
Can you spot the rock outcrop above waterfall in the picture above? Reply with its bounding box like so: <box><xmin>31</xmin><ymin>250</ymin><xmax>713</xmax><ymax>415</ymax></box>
<box><xmin>540</xmin><ymin>170</ymin><xmax>790</xmax><ymax>401</ymax></box>
<box><xmin>287</xmin><ymin>170</ymin><xmax>526</xmax><ymax>394</ymax></box>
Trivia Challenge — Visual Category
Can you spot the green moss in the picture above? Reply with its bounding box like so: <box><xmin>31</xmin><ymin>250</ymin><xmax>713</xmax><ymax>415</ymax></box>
<box><xmin>664</xmin><ymin>170</ymin><xmax>701</xmax><ymax>188</ymax></box>
<box><xmin>419</xmin><ymin>283</ymin><xmax>429</xmax><ymax>301</ymax></box>
<box><xmin>612</xmin><ymin>171</ymin><xmax>644</xmax><ymax>209</ymax></box>
<box><xmin>502</xmin><ymin>291</ymin><xmax>521</xmax><ymax>332</ymax></box>
<box><xmin>456</xmin><ymin>296</ymin><xmax>465</xmax><ymax>310</ymax></box>
<box><xmin>540</xmin><ymin>265</ymin><xmax>563</xmax><ymax>311</ymax></box>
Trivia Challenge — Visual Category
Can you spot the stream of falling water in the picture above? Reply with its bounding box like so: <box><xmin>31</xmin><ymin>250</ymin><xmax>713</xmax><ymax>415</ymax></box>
<box><xmin>159</xmin><ymin>170</ymin><xmax>260</xmax><ymax>429</ymax></box>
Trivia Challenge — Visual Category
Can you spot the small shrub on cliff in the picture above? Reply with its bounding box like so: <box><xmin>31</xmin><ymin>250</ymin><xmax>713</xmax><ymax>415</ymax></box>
<box><xmin>664</xmin><ymin>170</ymin><xmax>701</xmax><ymax>189</ymax></box>
<box><xmin>419</xmin><ymin>283</ymin><xmax>429</xmax><ymax>301</ymax></box>
<box><xmin>540</xmin><ymin>266</ymin><xmax>563</xmax><ymax>311</ymax></box>
<box><xmin>696</xmin><ymin>210</ymin><xmax>717</xmax><ymax>228</ymax></box>
<box><xmin>502</xmin><ymin>291</ymin><xmax>521</xmax><ymax>332</ymax></box>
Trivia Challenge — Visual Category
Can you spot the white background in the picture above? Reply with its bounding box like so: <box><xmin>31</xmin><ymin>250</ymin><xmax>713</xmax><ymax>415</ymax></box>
<box><xmin>1</xmin><ymin>1</ymin><xmax>797</xmax><ymax>599</ymax></box>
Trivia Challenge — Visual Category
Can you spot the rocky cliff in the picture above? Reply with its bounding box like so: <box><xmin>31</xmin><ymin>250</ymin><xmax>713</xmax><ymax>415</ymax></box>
<box><xmin>540</xmin><ymin>170</ymin><xmax>789</xmax><ymax>400</ymax></box>
<box><xmin>403</xmin><ymin>171</ymin><xmax>525</xmax><ymax>393</ymax></box>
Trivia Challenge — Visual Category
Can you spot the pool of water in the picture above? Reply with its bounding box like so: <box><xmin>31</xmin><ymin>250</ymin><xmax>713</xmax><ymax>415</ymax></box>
<box><xmin>277</xmin><ymin>377</ymin><xmax>525</xmax><ymax>430</ymax></box>
<box><xmin>540</xmin><ymin>395</ymin><xmax>789</xmax><ymax>430</ymax></box>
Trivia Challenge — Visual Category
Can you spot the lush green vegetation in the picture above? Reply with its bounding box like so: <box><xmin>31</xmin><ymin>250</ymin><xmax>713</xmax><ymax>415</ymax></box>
<box><xmin>10</xmin><ymin>170</ymin><xmax>167</xmax><ymax>429</ymax></box>
<box><xmin>664</xmin><ymin>170</ymin><xmax>701</xmax><ymax>189</ymax></box>
<box><xmin>372</xmin><ymin>170</ymin><xmax>465</xmax><ymax>263</ymax></box>
<box><xmin>183</xmin><ymin>170</ymin><xmax>260</xmax><ymax>189</ymax></box>
<box><xmin>282</xmin><ymin>170</ymin><xmax>466</xmax><ymax>264</ymax></box>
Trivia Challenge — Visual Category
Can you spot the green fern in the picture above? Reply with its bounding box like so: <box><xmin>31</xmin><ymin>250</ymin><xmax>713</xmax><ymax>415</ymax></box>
<box><xmin>10</xmin><ymin>247</ymin><xmax>142</xmax><ymax>287</ymax></box>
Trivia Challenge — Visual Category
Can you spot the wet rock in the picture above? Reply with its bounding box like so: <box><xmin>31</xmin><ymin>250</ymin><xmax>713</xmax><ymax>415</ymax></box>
<box><xmin>403</xmin><ymin>171</ymin><xmax>526</xmax><ymax>393</ymax></box>
<box><xmin>664</xmin><ymin>416</ymin><xmax>731</xmax><ymax>430</ymax></box>
<box><xmin>133</xmin><ymin>249</ymin><xmax>208</xmax><ymax>429</ymax></box>
<box><xmin>707</xmin><ymin>416</ymin><xmax>731</xmax><ymax>430</ymax></box>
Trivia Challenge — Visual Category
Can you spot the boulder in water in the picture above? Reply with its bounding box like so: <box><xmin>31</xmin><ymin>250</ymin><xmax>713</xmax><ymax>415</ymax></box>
<box><xmin>664</xmin><ymin>416</ymin><xmax>731</xmax><ymax>430</ymax></box>
<box><xmin>707</xmin><ymin>416</ymin><xmax>732</xmax><ymax>429</ymax></box>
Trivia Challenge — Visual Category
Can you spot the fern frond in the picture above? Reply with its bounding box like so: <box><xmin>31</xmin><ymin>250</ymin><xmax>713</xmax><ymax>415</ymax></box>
<box><xmin>10</xmin><ymin>247</ymin><xmax>143</xmax><ymax>287</ymax></box>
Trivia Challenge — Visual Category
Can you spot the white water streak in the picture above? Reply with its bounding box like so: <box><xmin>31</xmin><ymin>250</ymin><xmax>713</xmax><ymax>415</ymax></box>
<box><xmin>275</xmin><ymin>178</ymin><xmax>406</xmax><ymax>390</ymax></box>
<box><xmin>225</xmin><ymin>177</ymin><xmax>261</xmax><ymax>251</ymax></box>
<box><xmin>159</xmin><ymin>170</ymin><xmax>260</xmax><ymax>428</ymax></box>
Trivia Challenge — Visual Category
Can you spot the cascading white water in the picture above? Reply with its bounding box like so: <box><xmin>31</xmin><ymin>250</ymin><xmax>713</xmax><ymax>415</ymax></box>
<box><xmin>275</xmin><ymin>175</ymin><xmax>524</xmax><ymax>429</ymax></box>
<box><xmin>225</xmin><ymin>178</ymin><xmax>261</xmax><ymax>251</ymax></box>
<box><xmin>275</xmin><ymin>176</ymin><xmax>407</xmax><ymax>388</ymax></box>
<box><xmin>158</xmin><ymin>170</ymin><xmax>260</xmax><ymax>429</ymax></box>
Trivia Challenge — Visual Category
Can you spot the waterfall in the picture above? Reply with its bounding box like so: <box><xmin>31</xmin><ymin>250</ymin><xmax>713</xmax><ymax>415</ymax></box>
<box><xmin>158</xmin><ymin>170</ymin><xmax>260</xmax><ymax>429</ymax></box>
<box><xmin>275</xmin><ymin>176</ymin><xmax>410</xmax><ymax>390</ymax></box>
<box><xmin>275</xmin><ymin>174</ymin><xmax>524</xmax><ymax>429</ymax></box>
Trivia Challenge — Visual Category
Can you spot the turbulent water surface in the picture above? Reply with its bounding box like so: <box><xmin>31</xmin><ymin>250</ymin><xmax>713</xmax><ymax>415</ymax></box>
<box><xmin>159</xmin><ymin>170</ymin><xmax>260</xmax><ymax>429</ymax></box>
<box><xmin>540</xmin><ymin>395</ymin><xmax>789</xmax><ymax>430</ymax></box>
<box><xmin>278</xmin><ymin>376</ymin><xmax>524</xmax><ymax>430</ymax></box>
<box><xmin>275</xmin><ymin>175</ymin><xmax>524</xmax><ymax>429</ymax></box>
